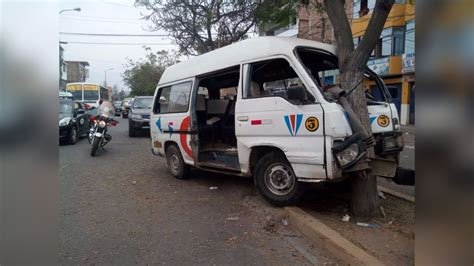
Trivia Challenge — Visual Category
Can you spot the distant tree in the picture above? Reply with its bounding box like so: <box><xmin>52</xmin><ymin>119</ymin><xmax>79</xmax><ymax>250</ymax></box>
<box><xmin>259</xmin><ymin>0</ymin><xmax>397</xmax><ymax>218</ymax></box>
<box><xmin>122</xmin><ymin>47</ymin><xmax>179</xmax><ymax>96</ymax></box>
<box><xmin>112</xmin><ymin>84</ymin><xmax>120</xmax><ymax>100</ymax></box>
<box><xmin>119</xmin><ymin>90</ymin><xmax>126</xmax><ymax>100</ymax></box>
<box><xmin>135</xmin><ymin>0</ymin><xmax>261</xmax><ymax>56</ymax></box>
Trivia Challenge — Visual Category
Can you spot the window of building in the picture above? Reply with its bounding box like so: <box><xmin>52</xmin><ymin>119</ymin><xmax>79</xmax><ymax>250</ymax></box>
<box><xmin>353</xmin><ymin>36</ymin><xmax>360</xmax><ymax>48</ymax></box>
<box><xmin>155</xmin><ymin>81</ymin><xmax>192</xmax><ymax>114</ymax></box>
<box><xmin>405</xmin><ymin>19</ymin><xmax>415</xmax><ymax>54</ymax></box>
<box><xmin>374</xmin><ymin>26</ymin><xmax>405</xmax><ymax>58</ymax></box>
<box><xmin>353</xmin><ymin>0</ymin><xmax>376</xmax><ymax>18</ymax></box>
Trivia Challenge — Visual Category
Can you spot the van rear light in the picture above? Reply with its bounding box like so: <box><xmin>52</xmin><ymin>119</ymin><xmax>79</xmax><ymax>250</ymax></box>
<box><xmin>251</xmin><ymin>120</ymin><xmax>262</xmax><ymax>125</ymax></box>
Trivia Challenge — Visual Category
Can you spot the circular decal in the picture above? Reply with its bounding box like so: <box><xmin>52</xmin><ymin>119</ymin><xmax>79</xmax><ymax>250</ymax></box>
<box><xmin>305</xmin><ymin>116</ymin><xmax>319</xmax><ymax>132</ymax></box>
<box><xmin>377</xmin><ymin>115</ymin><xmax>390</xmax><ymax>127</ymax></box>
<box><xmin>179</xmin><ymin>116</ymin><xmax>193</xmax><ymax>158</ymax></box>
<box><xmin>79</xmin><ymin>118</ymin><xmax>85</xmax><ymax>125</ymax></box>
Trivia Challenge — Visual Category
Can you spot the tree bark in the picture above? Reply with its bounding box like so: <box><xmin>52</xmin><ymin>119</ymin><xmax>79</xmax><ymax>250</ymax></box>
<box><xmin>324</xmin><ymin>0</ymin><xmax>393</xmax><ymax>218</ymax></box>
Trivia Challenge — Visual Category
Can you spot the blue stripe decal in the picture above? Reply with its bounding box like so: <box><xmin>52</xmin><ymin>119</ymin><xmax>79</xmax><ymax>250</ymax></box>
<box><xmin>369</xmin><ymin>116</ymin><xmax>377</xmax><ymax>124</ymax></box>
<box><xmin>295</xmin><ymin>114</ymin><xmax>303</xmax><ymax>135</ymax></box>
<box><xmin>155</xmin><ymin>116</ymin><xmax>162</xmax><ymax>133</ymax></box>
<box><xmin>284</xmin><ymin>116</ymin><xmax>293</xmax><ymax>136</ymax></box>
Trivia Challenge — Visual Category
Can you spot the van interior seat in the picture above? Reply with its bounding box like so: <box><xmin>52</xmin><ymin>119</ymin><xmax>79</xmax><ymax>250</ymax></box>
<box><xmin>196</xmin><ymin>94</ymin><xmax>207</xmax><ymax>125</ymax></box>
<box><xmin>206</xmin><ymin>99</ymin><xmax>229</xmax><ymax>125</ymax></box>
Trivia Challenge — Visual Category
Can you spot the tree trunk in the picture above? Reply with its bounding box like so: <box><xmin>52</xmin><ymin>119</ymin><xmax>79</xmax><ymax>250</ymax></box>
<box><xmin>340</xmin><ymin>70</ymin><xmax>378</xmax><ymax>218</ymax></box>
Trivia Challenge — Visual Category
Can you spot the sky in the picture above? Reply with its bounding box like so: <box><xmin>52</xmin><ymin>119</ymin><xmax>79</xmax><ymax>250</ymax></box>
<box><xmin>60</xmin><ymin>0</ymin><xmax>178</xmax><ymax>93</ymax></box>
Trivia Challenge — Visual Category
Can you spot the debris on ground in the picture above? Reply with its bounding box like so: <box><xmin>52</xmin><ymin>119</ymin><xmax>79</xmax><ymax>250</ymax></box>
<box><xmin>356</xmin><ymin>222</ymin><xmax>381</xmax><ymax>228</ymax></box>
<box><xmin>132</xmin><ymin>180</ymin><xmax>137</xmax><ymax>185</ymax></box>
<box><xmin>281</xmin><ymin>219</ymin><xmax>289</xmax><ymax>226</ymax></box>
<box><xmin>341</xmin><ymin>214</ymin><xmax>350</xmax><ymax>222</ymax></box>
<box><xmin>209</xmin><ymin>186</ymin><xmax>218</xmax><ymax>190</ymax></box>
<box><xmin>378</xmin><ymin>191</ymin><xmax>386</xmax><ymax>199</ymax></box>
<box><xmin>380</xmin><ymin>206</ymin><xmax>387</xmax><ymax>218</ymax></box>
<box><xmin>264</xmin><ymin>215</ymin><xmax>276</xmax><ymax>233</ymax></box>
<box><xmin>226</xmin><ymin>216</ymin><xmax>240</xmax><ymax>221</ymax></box>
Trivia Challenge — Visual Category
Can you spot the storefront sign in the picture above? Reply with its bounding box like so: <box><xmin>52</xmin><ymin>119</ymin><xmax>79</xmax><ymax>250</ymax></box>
<box><xmin>402</xmin><ymin>53</ymin><xmax>415</xmax><ymax>73</ymax></box>
<box><xmin>367</xmin><ymin>57</ymin><xmax>390</xmax><ymax>76</ymax></box>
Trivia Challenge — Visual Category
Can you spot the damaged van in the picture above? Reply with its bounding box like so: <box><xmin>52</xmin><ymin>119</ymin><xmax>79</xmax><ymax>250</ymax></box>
<box><xmin>150</xmin><ymin>37</ymin><xmax>409</xmax><ymax>206</ymax></box>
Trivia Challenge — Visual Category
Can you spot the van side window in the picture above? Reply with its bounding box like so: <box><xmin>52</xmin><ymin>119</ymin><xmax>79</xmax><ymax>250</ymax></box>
<box><xmin>244</xmin><ymin>58</ymin><xmax>315</xmax><ymax>103</ymax></box>
<box><xmin>155</xmin><ymin>81</ymin><xmax>192</xmax><ymax>114</ymax></box>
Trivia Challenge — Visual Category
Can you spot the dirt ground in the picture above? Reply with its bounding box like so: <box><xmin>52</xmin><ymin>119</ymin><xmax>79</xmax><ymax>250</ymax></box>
<box><xmin>300</xmin><ymin>185</ymin><xmax>415</xmax><ymax>265</ymax></box>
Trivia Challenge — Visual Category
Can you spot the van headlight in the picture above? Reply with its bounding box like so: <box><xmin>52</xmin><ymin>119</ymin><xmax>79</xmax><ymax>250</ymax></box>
<box><xmin>59</xmin><ymin>117</ymin><xmax>71</xmax><ymax>127</ymax></box>
<box><xmin>99</xmin><ymin>121</ymin><xmax>107</xmax><ymax>128</ymax></box>
<box><xmin>335</xmin><ymin>143</ymin><xmax>359</xmax><ymax>167</ymax></box>
<box><xmin>332</xmin><ymin>134</ymin><xmax>367</xmax><ymax>169</ymax></box>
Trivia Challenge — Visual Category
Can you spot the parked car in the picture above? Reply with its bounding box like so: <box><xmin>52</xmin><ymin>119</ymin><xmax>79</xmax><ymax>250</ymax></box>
<box><xmin>113</xmin><ymin>101</ymin><xmax>122</xmax><ymax>116</ymax></box>
<box><xmin>128</xmin><ymin>96</ymin><xmax>153</xmax><ymax>137</ymax></box>
<box><xmin>59</xmin><ymin>99</ymin><xmax>91</xmax><ymax>144</ymax></box>
<box><xmin>121</xmin><ymin>97</ymin><xmax>133</xmax><ymax>118</ymax></box>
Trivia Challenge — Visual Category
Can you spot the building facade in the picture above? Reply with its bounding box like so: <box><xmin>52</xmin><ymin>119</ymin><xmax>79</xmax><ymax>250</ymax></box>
<box><xmin>260</xmin><ymin>0</ymin><xmax>415</xmax><ymax>125</ymax></box>
<box><xmin>65</xmin><ymin>61</ymin><xmax>90</xmax><ymax>83</ymax></box>
<box><xmin>352</xmin><ymin>1</ymin><xmax>415</xmax><ymax>125</ymax></box>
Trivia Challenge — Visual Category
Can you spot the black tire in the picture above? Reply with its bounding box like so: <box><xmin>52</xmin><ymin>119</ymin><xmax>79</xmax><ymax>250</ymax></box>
<box><xmin>254</xmin><ymin>152</ymin><xmax>305</xmax><ymax>206</ymax></box>
<box><xmin>166</xmin><ymin>144</ymin><xmax>189</xmax><ymax>179</ymax></box>
<box><xmin>90</xmin><ymin>136</ymin><xmax>100</xmax><ymax>156</ymax></box>
<box><xmin>68</xmin><ymin>127</ymin><xmax>78</xmax><ymax>145</ymax></box>
<box><xmin>122</xmin><ymin>113</ymin><xmax>128</xmax><ymax>118</ymax></box>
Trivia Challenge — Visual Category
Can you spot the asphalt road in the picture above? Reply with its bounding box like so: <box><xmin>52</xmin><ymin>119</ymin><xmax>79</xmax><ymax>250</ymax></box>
<box><xmin>59</xmin><ymin>116</ymin><xmax>338</xmax><ymax>265</ymax></box>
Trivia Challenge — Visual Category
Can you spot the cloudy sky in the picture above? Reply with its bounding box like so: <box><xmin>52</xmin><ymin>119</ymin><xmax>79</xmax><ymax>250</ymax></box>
<box><xmin>60</xmin><ymin>0</ymin><xmax>178</xmax><ymax>92</ymax></box>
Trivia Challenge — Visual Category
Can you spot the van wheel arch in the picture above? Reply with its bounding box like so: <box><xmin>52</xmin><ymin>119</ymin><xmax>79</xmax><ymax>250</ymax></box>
<box><xmin>249</xmin><ymin>146</ymin><xmax>286</xmax><ymax>175</ymax></box>
<box><xmin>164</xmin><ymin>141</ymin><xmax>179</xmax><ymax>154</ymax></box>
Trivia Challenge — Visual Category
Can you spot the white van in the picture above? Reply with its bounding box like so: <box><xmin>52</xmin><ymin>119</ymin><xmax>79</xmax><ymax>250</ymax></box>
<box><xmin>150</xmin><ymin>37</ymin><xmax>405</xmax><ymax>205</ymax></box>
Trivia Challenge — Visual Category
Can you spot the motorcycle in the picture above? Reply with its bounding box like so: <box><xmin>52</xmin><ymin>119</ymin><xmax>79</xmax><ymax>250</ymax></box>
<box><xmin>87</xmin><ymin>101</ymin><xmax>119</xmax><ymax>156</ymax></box>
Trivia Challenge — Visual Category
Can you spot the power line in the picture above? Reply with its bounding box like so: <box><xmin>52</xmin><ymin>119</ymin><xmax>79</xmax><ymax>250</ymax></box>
<box><xmin>62</xmin><ymin>41</ymin><xmax>173</xmax><ymax>45</ymax></box>
<box><xmin>60</xmin><ymin>32</ymin><xmax>170</xmax><ymax>37</ymax></box>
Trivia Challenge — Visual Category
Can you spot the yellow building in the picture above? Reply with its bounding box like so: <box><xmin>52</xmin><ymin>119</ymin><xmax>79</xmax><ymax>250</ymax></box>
<box><xmin>352</xmin><ymin>0</ymin><xmax>415</xmax><ymax>125</ymax></box>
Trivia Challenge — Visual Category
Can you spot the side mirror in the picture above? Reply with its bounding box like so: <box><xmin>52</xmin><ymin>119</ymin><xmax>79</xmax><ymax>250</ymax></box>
<box><xmin>287</xmin><ymin>86</ymin><xmax>307</xmax><ymax>103</ymax></box>
<box><xmin>159</xmin><ymin>96</ymin><xmax>167</xmax><ymax>104</ymax></box>
<box><xmin>76</xmin><ymin>109</ymin><xmax>85</xmax><ymax>115</ymax></box>
<box><xmin>387</xmin><ymin>86</ymin><xmax>398</xmax><ymax>99</ymax></box>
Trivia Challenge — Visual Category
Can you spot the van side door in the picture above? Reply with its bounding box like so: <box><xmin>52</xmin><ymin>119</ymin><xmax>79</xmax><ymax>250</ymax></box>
<box><xmin>151</xmin><ymin>80</ymin><xmax>194</xmax><ymax>165</ymax></box>
<box><xmin>235</xmin><ymin>56</ymin><xmax>326</xmax><ymax>180</ymax></box>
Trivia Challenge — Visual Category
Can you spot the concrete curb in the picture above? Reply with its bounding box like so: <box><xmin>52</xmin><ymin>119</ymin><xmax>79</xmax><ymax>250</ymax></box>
<box><xmin>285</xmin><ymin>207</ymin><xmax>384</xmax><ymax>266</ymax></box>
<box><xmin>378</xmin><ymin>186</ymin><xmax>415</xmax><ymax>203</ymax></box>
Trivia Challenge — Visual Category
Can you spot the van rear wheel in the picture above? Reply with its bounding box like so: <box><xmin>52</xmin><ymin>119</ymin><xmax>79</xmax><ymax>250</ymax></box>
<box><xmin>166</xmin><ymin>144</ymin><xmax>190</xmax><ymax>179</ymax></box>
<box><xmin>254</xmin><ymin>152</ymin><xmax>304</xmax><ymax>206</ymax></box>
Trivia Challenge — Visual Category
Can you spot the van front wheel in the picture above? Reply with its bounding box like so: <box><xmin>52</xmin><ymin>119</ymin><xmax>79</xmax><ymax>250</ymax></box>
<box><xmin>166</xmin><ymin>144</ymin><xmax>189</xmax><ymax>179</ymax></box>
<box><xmin>254</xmin><ymin>152</ymin><xmax>304</xmax><ymax>206</ymax></box>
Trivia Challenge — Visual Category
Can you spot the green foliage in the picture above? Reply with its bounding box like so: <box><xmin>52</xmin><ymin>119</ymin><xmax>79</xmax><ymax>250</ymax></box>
<box><xmin>122</xmin><ymin>47</ymin><xmax>179</xmax><ymax>96</ymax></box>
<box><xmin>256</xmin><ymin>0</ymin><xmax>323</xmax><ymax>31</ymax></box>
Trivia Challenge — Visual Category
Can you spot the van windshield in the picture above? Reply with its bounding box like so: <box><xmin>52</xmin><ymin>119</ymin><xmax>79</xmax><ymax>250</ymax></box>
<box><xmin>296</xmin><ymin>47</ymin><xmax>389</xmax><ymax>103</ymax></box>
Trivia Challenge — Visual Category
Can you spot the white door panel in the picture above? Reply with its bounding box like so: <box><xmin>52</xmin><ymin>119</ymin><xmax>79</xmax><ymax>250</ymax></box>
<box><xmin>235</xmin><ymin>97</ymin><xmax>326</xmax><ymax>179</ymax></box>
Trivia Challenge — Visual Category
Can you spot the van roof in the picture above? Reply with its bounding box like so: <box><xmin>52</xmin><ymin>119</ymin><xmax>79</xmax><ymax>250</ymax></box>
<box><xmin>158</xmin><ymin>36</ymin><xmax>336</xmax><ymax>86</ymax></box>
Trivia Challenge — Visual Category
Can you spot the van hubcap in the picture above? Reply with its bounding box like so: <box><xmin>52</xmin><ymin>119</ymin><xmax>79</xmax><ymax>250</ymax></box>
<box><xmin>170</xmin><ymin>153</ymin><xmax>180</xmax><ymax>171</ymax></box>
<box><xmin>264</xmin><ymin>163</ymin><xmax>295</xmax><ymax>196</ymax></box>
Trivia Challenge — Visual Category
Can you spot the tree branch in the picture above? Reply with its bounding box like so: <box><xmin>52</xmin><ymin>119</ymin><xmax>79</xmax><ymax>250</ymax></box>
<box><xmin>350</xmin><ymin>0</ymin><xmax>394</xmax><ymax>71</ymax></box>
<box><xmin>323</xmin><ymin>0</ymin><xmax>354</xmax><ymax>68</ymax></box>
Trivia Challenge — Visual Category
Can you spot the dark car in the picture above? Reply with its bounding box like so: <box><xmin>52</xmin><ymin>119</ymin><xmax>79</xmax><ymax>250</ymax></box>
<box><xmin>59</xmin><ymin>99</ymin><xmax>91</xmax><ymax>144</ymax></box>
<box><xmin>128</xmin><ymin>96</ymin><xmax>153</xmax><ymax>137</ymax></box>
<box><xmin>113</xmin><ymin>101</ymin><xmax>122</xmax><ymax>116</ymax></box>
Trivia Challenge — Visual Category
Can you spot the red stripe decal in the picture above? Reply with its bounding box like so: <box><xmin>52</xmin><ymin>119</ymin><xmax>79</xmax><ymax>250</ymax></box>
<box><xmin>251</xmin><ymin>120</ymin><xmax>262</xmax><ymax>125</ymax></box>
<box><xmin>290</xmin><ymin>114</ymin><xmax>295</xmax><ymax>134</ymax></box>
